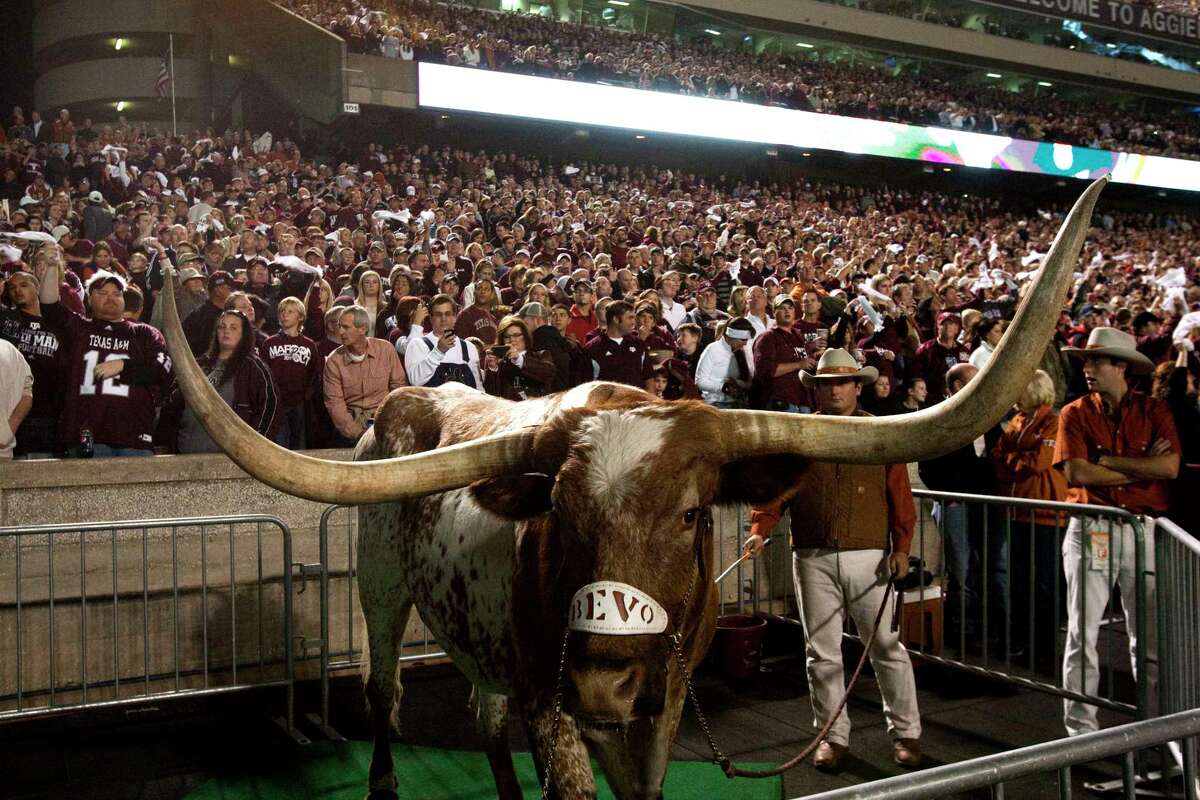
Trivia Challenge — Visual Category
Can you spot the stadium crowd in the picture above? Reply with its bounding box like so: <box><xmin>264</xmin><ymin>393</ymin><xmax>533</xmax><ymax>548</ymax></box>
<box><xmin>277</xmin><ymin>0</ymin><xmax>1200</xmax><ymax>160</ymax></box>
<box><xmin>0</xmin><ymin>115</ymin><xmax>1198</xmax><ymax>526</ymax></box>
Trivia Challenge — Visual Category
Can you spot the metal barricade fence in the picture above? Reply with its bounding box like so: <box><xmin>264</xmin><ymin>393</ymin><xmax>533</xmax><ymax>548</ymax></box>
<box><xmin>0</xmin><ymin>515</ymin><xmax>302</xmax><ymax>741</ymax></box>
<box><xmin>795</xmin><ymin>707</ymin><xmax>1200</xmax><ymax>800</ymax></box>
<box><xmin>721</xmin><ymin>491</ymin><xmax>1154</xmax><ymax>719</ymax></box>
<box><xmin>309</xmin><ymin>492</ymin><xmax>1162</xmax><ymax>731</ymax></box>
<box><xmin>1157</xmin><ymin>516</ymin><xmax>1200</xmax><ymax>719</ymax></box>
<box><xmin>909</xmin><ymin>491</ymin><xmax>1150</xmax><ymax>719</ymax></box>
<box><xmin>1155</xmin><ymin>516</ymin><xmax>1200</xmax><ymax>787</ymax></box>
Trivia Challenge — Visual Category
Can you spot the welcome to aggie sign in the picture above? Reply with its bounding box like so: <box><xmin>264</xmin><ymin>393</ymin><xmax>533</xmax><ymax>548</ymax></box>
<box><xmin>980</xmin><ymin>0</ymin><xmax>1200</xmax><ymax>46</ymax></box>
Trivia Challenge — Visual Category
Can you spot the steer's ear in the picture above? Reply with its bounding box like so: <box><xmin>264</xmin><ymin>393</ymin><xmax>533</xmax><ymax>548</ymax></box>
<box><xmin>714</xmin><ymin>455</ymin><xmax>809</xmax><ymax>507</ymax></box>
<box><xmin>470</xmin><ymin>474</ymin><xmax>556</xmax><ymax>520</ymax></box>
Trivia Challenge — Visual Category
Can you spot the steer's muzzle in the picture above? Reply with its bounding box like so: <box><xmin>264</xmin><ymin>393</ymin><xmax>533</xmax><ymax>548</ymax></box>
<box><xmin>567</xmin><ymin>659</ymin><xmax>666</xmax><ymax>726</ymax></box>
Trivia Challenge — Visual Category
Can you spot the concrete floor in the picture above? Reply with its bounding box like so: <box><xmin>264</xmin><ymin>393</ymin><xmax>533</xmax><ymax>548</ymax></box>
<box><xmin>4</xmin><ymin>637</ymin><xmax>1148</xmax><ymax>800</ymax></box>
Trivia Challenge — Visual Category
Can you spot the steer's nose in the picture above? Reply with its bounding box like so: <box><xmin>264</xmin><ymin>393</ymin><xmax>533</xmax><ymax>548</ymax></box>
<box><xmin>567</xmin><ymin>662</ymin><xmax>648</xmax><ymax>723</ymax></box>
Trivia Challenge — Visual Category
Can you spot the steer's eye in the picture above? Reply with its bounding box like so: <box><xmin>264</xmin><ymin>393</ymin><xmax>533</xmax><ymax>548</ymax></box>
<box><xmin>682</xmin><ymin>508</ymin><xmax>699</xmax><ymax>527</ymax></box>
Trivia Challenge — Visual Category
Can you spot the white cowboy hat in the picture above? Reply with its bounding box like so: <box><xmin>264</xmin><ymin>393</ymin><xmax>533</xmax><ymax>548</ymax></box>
<box><xmin>1061</xmin><ymin>326</ymin><xmax>1154</xmax><ymax>374</ymax></box>
<box><xmin>800</xmin><ymin>348</ymin><xmax>878</xmax><ymax>388</ymax></box>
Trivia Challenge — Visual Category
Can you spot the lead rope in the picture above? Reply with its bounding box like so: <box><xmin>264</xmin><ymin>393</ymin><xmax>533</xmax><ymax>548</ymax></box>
<box><xmin>672</xmin><ymin>576</ymin><xmax>896</xmax><ymax>779</ymax></box>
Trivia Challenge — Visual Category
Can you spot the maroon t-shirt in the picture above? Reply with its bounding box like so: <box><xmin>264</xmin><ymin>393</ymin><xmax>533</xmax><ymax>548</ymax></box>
<box><xmin>913</xmin><ymin>338</ymin><xmax>970</xmax><ymax>401</ymax></box>
<box><xmin>0</xmin><ymin>306</ymin><xmax>68</xmax><ymax>419</ymax></box>
<box><xmin>585</xmin><ymin>334</ymin><xmax>652</xmax><ymax>388</ymax></box>
<box><xmin>45</xmin><ymin>303</ymin><xmax>174</xmax><ymax>450</ymax></box>
<box><xmin>260</xmin><ymin>332</ymin><xmax>320</xmax><ymax>409</ymax></box>
<box><xmin>752</xmin><ymin>325</ymin><xmax>811</xmax><ymax>408</ymax></box>
<box><xmin>454</xmin><ymin>305</ymin><xmax>498</xmax><ymax>346</ymax></box>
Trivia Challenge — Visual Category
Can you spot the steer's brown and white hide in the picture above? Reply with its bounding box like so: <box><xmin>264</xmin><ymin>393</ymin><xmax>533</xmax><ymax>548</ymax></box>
<box><xmin>354</xmin><ymin>381</ymin><xmax>805</xmax><ymax>800</ymax></box>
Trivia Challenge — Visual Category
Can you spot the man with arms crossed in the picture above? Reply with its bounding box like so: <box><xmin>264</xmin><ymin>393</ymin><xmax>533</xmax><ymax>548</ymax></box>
<box><xmin>1054</xmin><ymin>327</ymin><xmax>1178</xmax><ymax>735</ymax></box>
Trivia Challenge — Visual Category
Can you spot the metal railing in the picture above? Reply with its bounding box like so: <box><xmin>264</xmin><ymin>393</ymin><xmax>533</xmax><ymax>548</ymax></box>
<box><xmin>906</xmin><ymin>491</ymin><xmax>1151</xmax><ymax>719</ymax></box>
<box><xmin>0</xmin><ymin>515</ymin><xmax>302</xmax><ymax>741</ymax></box>
<box><xmin>1157</xmin><ymin>516</ymin><xmax>1200</xmax><ymax>719</ymax></box>
<box><xmin>307</xmin><ymin>492</ymin><xmax>1159</xmax><ymax>728</ymax></box>
<box><xmin>713</xmin><ymin>490</ymin><xmax>1155</xmax><ymax>719</ymax></box>
<box><xmin>794</xmin><ymin>707</ymin><xmax>1200</xmax><ymax>800</ymax></box>
<box><xmin>1156</xmin><ymin>516</ymin><xmax>1200</xmax><ymax>786</ymax></box>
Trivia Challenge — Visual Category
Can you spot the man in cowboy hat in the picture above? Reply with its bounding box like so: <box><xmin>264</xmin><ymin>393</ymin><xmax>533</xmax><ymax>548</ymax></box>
<box><xmin>745</xmin><ymin>348</ymin><xmax>922</xmax><ymax>771</ymax></box>
<box><xmin>1054</xmin><ymin>327</ymin><xmax>1179</xmax><ymax>736</ymax></box>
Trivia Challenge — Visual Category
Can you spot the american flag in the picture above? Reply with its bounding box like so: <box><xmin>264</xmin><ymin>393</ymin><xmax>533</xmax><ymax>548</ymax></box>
<box><xmin>156</xmin><ymin>54</ymin><xmax>171</xmax><ymax>99</ymax></box>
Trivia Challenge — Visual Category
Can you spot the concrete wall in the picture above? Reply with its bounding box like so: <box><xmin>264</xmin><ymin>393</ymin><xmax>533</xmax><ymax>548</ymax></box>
<box><xmin>33</xmin><ymin>0</ymin><xmax>202</xmax><ymax>55</ymax></box>
<box><xmin>0</xmin><ymin>453</ymin><xmax>436</xmax><ymax>716</ymax></box>
<box><xmin>346</xmin><ymin>54</ymin><xmax>419</xmax><ymax>109</ymax></box>
<box><xmin>35</xmin><ymin>57</ymin><xmax>202</xmax><ymax>110</ymax></box>
<box><xmin>0</xmin><ymin>454</ymin><xmax>939</xmax><ymax>716</ymax></box>
<box><xmin>205</xmin><ymin>0</ymin><xmax>346</xmax><ymax>126</ymax></box>
<box><xmin>684</xmin><ymin>0</ymin><xmax>1200</xmax><ymax>100</ymax></box>
<box><xmin>32</xmin><ymin>0</ymin><xmax>207</xmax><ymax>126</ymax></box>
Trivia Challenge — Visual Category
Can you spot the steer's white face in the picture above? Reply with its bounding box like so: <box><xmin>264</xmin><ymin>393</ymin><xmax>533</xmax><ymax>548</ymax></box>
<box><xmin>523</xmin><ymin>406</ymin><xmax>730</xmax><ymax>800</ymax></box>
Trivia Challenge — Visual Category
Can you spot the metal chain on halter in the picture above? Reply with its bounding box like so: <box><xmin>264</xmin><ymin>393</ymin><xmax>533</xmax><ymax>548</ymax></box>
<box><xmin>669</xmin><ymin>631</ymin><xmax>732</xmax><ymax>774</ymax></box>
<box><xmin>540</xmin><ymin>625</ymin><xmax>572</xmax><ymax>799</ymax></box>
<box><xmin>666</xmin><ymin>512</ymin><xmax>733</xmax><ymax>770</ymax></box>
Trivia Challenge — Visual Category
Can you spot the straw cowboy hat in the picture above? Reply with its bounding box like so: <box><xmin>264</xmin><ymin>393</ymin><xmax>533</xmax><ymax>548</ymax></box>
<box><xmin>800</xmin><ymin>348</ymin><xmax>879</xmax><ymax>388</ymax></box>
<box><xmin>1062</xmin><ymin>326</ymin><xmax>1154</xmax><ymax>374</ymax></box>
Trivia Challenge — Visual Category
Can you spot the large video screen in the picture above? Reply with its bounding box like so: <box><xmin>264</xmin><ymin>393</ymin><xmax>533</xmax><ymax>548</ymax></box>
<box><xmin>417</xmin><ymin>62</ymin><xmax>1200</xmax><ymax>193</ymax></box>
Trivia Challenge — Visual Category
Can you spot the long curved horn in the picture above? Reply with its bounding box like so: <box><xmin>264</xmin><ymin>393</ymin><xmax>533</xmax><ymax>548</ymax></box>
<box><xmin>159</xmin><ymin>276</ymin><xmax>539</xmax><ymax>504</ymax></box>
<box><xmin>722</xmin><ymin>175</ymin><xmax>1108</xmax><ymax>464</ymax></box>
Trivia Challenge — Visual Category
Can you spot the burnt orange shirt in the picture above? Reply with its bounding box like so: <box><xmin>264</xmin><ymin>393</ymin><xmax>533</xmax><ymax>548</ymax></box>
<box><xmin>1053</xmin><ymin>390</ymin><xmax>1180</xmax><ymax>515</ymax></box>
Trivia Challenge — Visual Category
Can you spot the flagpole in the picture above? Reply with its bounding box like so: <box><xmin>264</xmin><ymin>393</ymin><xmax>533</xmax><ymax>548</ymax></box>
<box><xmin>169</xmin><ymin>33</ymin><xmax>177</xmax><ymax>138</ymax></box>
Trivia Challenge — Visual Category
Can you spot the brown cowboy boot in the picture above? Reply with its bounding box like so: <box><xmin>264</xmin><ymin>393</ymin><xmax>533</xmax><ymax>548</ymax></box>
<box><xmin>893</xmin><ymin>738</ymin><xmax>923</xmax><ymax>768</ymax></box>
<box><xmin>814</xmin><ymin>741</ymin><xmax>848</xmax><ymax>771</ymax></box>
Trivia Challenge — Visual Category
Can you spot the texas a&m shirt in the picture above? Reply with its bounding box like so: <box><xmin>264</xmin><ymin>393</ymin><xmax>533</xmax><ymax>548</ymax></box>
<box><xmin>44</xmin><ymin>302</ymin><xmax>174</xmax><ymax>450</ymax></box>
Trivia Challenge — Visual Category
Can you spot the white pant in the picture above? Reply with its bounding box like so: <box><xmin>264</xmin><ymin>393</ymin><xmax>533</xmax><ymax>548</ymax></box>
<box><xmin>1061</xmin><ymin>516</ymin><xmax>1158</xmax><ymax>736</ymax></box>
<box><xmin>793</xmin><ymin>549</ymin><xmax>921</xmax><ymax>747</ymax></box>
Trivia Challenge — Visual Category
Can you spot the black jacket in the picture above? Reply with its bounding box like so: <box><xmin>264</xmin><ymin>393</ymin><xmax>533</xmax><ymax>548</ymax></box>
<box><xmin>918</xmin><ymin>425</ymin><xmax>1002</xmax><ymax>495</ymax></box>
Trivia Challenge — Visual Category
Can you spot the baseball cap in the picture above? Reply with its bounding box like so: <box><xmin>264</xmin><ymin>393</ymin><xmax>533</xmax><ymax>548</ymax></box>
<box><xmin>696</xmin><ymin>281</ymin><xmax>716</xmax><ymax>295</ymax></box>
<box><xmin>50</xmin><ymin>225</ymin><xmax>72</xmax><ymax>242</ymax></box>
<box><xmin>937</xmin><ymin>311</ymin><xmax>961</xmax><ymax>325</ymax></box>
<box><xmin>87</xmin><ymin>191</ymin><xmax>104</xmax><ymax>204</ymax></box>
<box><xmin>518</xmin><ymin>301</ymin><xmax>549</xmax><ymax>318</ymax></box>
<box><xmin>207</xmin><ymin>270</ymin><xmax>232</xmax><ymax>291</ymax></box>
<box><xmin>85</xmin><ymin>270</ymin><xmax>127</xmax><ymax>294</ymax></box>
<box><xmin>772</xmin><ymin>294</ymin><xmax>795</xmax><ymax>309</ymax></box>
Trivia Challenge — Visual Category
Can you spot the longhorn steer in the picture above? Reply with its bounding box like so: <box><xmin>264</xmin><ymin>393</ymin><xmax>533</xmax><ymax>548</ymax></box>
<box><xmin>158</xmin><ymin>178</ymin><xmax>1107</xmax><ymax>799</ymax></box>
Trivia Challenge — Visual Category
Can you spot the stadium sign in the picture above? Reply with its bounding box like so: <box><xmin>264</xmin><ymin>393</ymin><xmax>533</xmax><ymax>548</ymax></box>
<box><xmin>977</xmin><ymin>0</ymin><xmax>1200</xmax><ymax>47</ymax></box>
<box><xmin>417</xmin><ymin>62</ymin><xmax>1200</xmax><ymax>192</ymax></box>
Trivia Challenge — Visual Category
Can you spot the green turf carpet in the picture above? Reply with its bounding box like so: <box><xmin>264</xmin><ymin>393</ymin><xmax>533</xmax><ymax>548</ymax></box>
<box><xmin>184</xmin><ymin>740</ymin><xmax>782</xmax><ymax>799</ymax></box>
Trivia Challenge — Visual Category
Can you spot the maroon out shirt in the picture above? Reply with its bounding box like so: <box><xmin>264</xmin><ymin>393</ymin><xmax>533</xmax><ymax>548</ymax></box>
<box><xmin>45</xmin><ymin>302</ymin><xmax>174</xmax><ymax>450</ymax></box>
<box><xmin>454</xmin><ymin>305</ymin><xmax>498</xmax><ymax>345</ymax></box>
<box><xmin>260</xmin><ymin>332</ymin><xmax>320</xmax><ymax>409</ymax></box>
<box><xmin>913</xmin><ymin>338</ymin><xmax>970</xmax><ymax>401</ymax></box>
<box><xmin>753</xmin><ymin>325</ymin><xmax>811</xmax><ymax>409</ymax></box>
<box><xmin>585</xmin><ymin>334</ymin><xmax>652</xmax><ymax>387</ymax></box>
<box><xmin>0</xmin><ymin>306</ymin><xmax>68</xmax><ymax>420</ymax></box>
